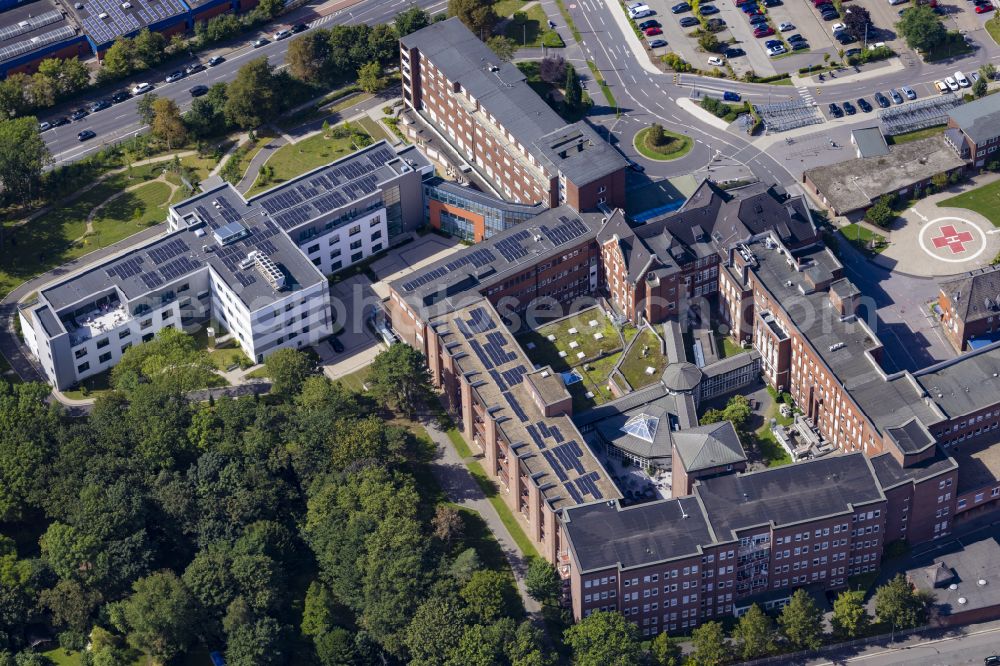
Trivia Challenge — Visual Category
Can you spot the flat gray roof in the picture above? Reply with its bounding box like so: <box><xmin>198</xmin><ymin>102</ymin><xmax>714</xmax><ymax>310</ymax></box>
<box><xmin>400</xmin><ymin>18</ymin><xmax>626</xmax><ymax>185</ymax></box>
<box><xmin>915</xmin><ymin>341</ymin><xmax>1000</xmax><ymax>419</ymax></box>
<box><xmin>804</xmin><ymin>135</ymin><xmax>967</xmax><ymax>213</ymax></box>
<box><xmin>250</xmin><ymin>141</ymin><xmax>430</xmax><ymax>233</ymax></box>
<box><xmin>42</xmin><ymin>181</ymin><xmax>325</xmax><ymax>314</ymax></box>
<box><xmin>852</xmin><ymin>127</ymin><xmax>889</xmax><ymax>158</ymax></box>
<box><xmin>949</xmin><ymin>94</ymin><xmax>1000</xmax><ymax>144</ymax></box>
<box><xmin>698</xmin><ymin>453</ymin><xmax>884</xmax><ymax>539</ymax></box>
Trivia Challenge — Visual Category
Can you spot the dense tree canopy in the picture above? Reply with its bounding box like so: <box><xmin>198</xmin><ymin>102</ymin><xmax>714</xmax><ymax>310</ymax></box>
<box><xmin>896</xmin><ymin>5</ymin><xmax>947</xmax><ymax>53</ymax></box>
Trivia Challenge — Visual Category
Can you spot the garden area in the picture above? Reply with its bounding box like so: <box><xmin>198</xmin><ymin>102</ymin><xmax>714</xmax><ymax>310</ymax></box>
<box><xmin>838</xmin><ymin>223</ymin><xmax>888</xmax><ymax>255</ymax></box>
<box><xmin>517</xmin><ymin>58</ymin><xmax>589</xmax><ymax>122</ymax></box>
<box><xmin>244</xmin><ymin>123</ymin><xmax>374</xmax><ymax>197</ymax></box>
<box><xmin>700</xmin><ymin>96</ymin><xmax>750</xmax><ymax>123</ymax></box>
<box><xmin>633</xmin><ymin>124</ymin><xmax>693</xmax><ymax>161</ymax></box>
<box><xmin>517</xmin><ymin>308</ymin><xmax>623</xmax><ymax>410</ymax></box>
<box><xmin>618</xmin><ymin>327</ymin><xmax>669</xmax><ymax>390</ymax></box>
<box><xmin>0</xmin><ymin>153</ymin><xmax>214</xmax><ymax>299</ymax></box>
<box><xmin>938</xmin><ymin>178</ymin><xmax>1000</xmax><ymax>227</ymax></box>
<box><xmin>496</xmin><ymin>0</ymin><xmax>563</xmax><ymax>48</ymax></box>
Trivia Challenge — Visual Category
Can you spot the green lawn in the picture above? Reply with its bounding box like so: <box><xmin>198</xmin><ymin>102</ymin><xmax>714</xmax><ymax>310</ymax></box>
<box><xmin>938</xmin><ymin>179</ymin><xmax>1000</xmax><ymax>227</ymax></box>
<box><xmin>571</xmin><ymin>352</ymin><xmax>621</xmax><ymax>410</ymax></box>
<box><xmin>838</xmin><ymin>223</ymin><xmax>888</xmax><ymax>254</ymax></box>
<box><xmin>0</xmin><ymin>164</ymin><xmax>178</xmax><ymax>298</ymax></box>
<box><xmin>886</xmin><ymin>124</ymin><xmax>945</xmax><ymax>145</ymax></box>
<box><xmin>988</xmin><ymin>16</ymin><xmax>1000</xmax><ymax>46</ymax></box>
<box><xmin>619</xmin><ymin>327</ymin><xmax>668</xmax><ymax>390</ymax></box>
<box><xmin>208</xmin><ymin>344</ymin><xmax>248</xmax><ymax>371</ymax></box>
<box><xmin>518</xmin><ymin>308</ymin><xmax>620</xmax><ymax>370</ymax></box>
<box><xmin>923</xmin><ymin>33</ymin><xmax>973</xmax><ymax>62</ymax></box>
<box><xmin>504</xmin><ymin>4</ymin><xmax>550</xmax><ymax>48</ymax></box>
<box><xmin>354</xmin><ymin>115</ymin><xmax>392</xmax><ymax>143</ymax></box>
<box><xmin>633</xmin><ymin>126</ymin><xmax>694</xmax><ymax>161</ymax></box>
<box><xmin>61</xmin><ymin>368</ymin><xmax>113</xmax><ymax>400</ymax></box>
<box><xmin>335</xmin><ymin>365</ymin><xmax>370</xmax><ymax>392</ymax></box>
<box><xmin>494</xmin><ymin>0</ymin><xmax>527</xmax><ymax>16</ymax></box>
<box><xmin>754</xmin><ymin>425</ymin><xmax>793</xmax><ymax>467</ymax></box>
<box><xmin>247</xmin><ymin>132</ymin><xmax>368</xmax><ymax>197</ymax></box>
<box><xmin>716</xmin><ymin>334</ymin><xmax>746</xmax><ymax>359</ymax></box>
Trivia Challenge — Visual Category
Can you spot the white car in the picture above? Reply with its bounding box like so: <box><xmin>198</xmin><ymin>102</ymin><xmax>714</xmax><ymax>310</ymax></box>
<box><xmin>707</xmin><ymin>56</ymin><xmax>724</xmax><ymax>66</ymax></box>
<box><xmin>778</xmin><ymin>22</ymin><xmax>794</xmax><ymax>31</ymax></box>
<box><xmin>131</xmin><ymin>82</ymin><xmax>153</xmax><ymax>95</ymax></box>
<box><xmin>831</xmin><ymin>22</ymin><xmax>846</xmax><ymax>34</ymax></box>
<box><xmin>768</xmin><ymin>44</ymin><xmax>787</xmax><ymax>56</ymax></box>
<box><xmin>629</xmin><ymin>4</ymin><xmax>650</xmax><ymax>16</ymax></box>
<box><xmin>955</xmin><ymin>70</ymin><xmax>970</xmax><ymax>87</ymax></box>
<box><xmin>945</xmin><ymin>76</ymin><xmax>959</xmax><ymax>91</ymax></box>
<box><xmin>273</xmin><ymin>29</ymin><xmax>291</xmax><ymax>40</ymax></box>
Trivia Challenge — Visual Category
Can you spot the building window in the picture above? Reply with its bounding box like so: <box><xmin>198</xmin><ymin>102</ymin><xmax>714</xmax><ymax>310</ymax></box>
<box><xmin>351</xmin><ymin>252</ymin><xmax>364</xmax><ymax>263</ymax></box>
<box><xmin>119</xmin><ymin>329</ymin><xmax>130</xmax><ymax>339</ymax></box>
<box><xmin>349</xmin><ymin>225</ymin><xmax>362</xmax><ymax>236</ymax></box>
<box><xmin>372</xmin><ymin>243</ymin><xmax>383</xmax><ymax>253</ymax></box>
<box><xmin>96</xmin><ymin>338</ymin><xmax>109</xmax><ymax>349</ymax></box>
<box><xmin>74</xmin><ymin>348</ymin><xmax>87</xmax><ymax>359</ymax></box>
<box><xmin>141</xmin><ymin>319</ymin><xmax>153</xmax><ymax>329</ymax></box>
<box><xmin>98</xmin><ymin>352</ymin><xmax>111</xmax><ymax>363</ymax></box>
<box><xmin>77</xmin><ymin>362</ymin><xmax>90</xmax><ymax>373</ymax></box>
<box><xmin>307</xmin><ymin>244</ymin><xmax>320</xmax><ymax>254</ymax></box>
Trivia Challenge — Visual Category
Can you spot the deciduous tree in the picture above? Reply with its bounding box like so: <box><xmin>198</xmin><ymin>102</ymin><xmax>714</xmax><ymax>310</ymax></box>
<box><xmin>0</xmin><ymin>116</ymin><xmax>51</xmax><ymax>204</ymax></box>
<box><xmin>150</xmin><ymin>97</ymin><xmax>187</xmax><ymax>150</ymax></box>
<box><xmin>525</xmin><ymin>557</ymin><xmax>561</xmax><ymax>604</ymax></box>
<box><xmin>487</xmin><ymin>35</ymin><xmax>517</xmax><ymax>62</ymax></box>
<box><xmin>731</xmin><ymin>604</ymin><xmax>776</xmax><ymax>660</ymax></box>
<box><xmin>395</xmin><ymin>6</ymin><xmax>432</xmax><ymax>36</ymax></box>
<box><xmin>832</xmin><ymin>589</ymin><xmax>870</xmax><ymax>639</ymax></box>
<box><xmin>689</xmin><ymin>621</ymin><xmax>728</xmax><ymax>666</ymax></box>
<box><xmin>650</xmin><ymin>632</ymin><xmax>682</xmax><ymax>666</ymax></box>
<box><xmin>224</xmin><ymin>58</ymin><xmax>279</xmax><ymax>129</ymax></box>
<box><xmin>113</xmin><ymin>571</ymin><xmax>196</xmax><ymax>664</ymax></box>
<box><xmin>264</xmin><ymin>348</ymin><xmax>313</xmax><ymax>396</ymax></box>
<box><xmin>874</xmin><ymin>574</ymin><xmax>930</xmax><ymax>630</ymax></box>
<box><xmin>365</xmin><ymin>343</ymin><xmax>434</xmax><ymax>417</ymax></box>
<box><xmin>357</xmin><ymin>61</ymin><xmax>387</xmax><ymax>93</ymax></box>
<box><xmin>896</xmin><ymin>5</ymin><xmax>947</xmax><ymax>53</ymax></box>
<box><xmin>564</xmin><ymin>63</ymin><xmax>583</xmax><ymax>110</ymax></box>
<box><xmin>448</xmin><ymin>0</ymin><xmax>499</xmax><ymax>38</ymax></box>
<box><xmin>563</xmin><ymin>610</ymin><xmax>641</xmax><ymax>666</ymax></box>
<box><xmin>778</xmin><ymin>588</ymin><xmax>824</xmax><ymax>650</ymax></box>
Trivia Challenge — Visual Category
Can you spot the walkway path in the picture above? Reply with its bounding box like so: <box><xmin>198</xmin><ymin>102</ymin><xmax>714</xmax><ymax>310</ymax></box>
<box><xmin>421</xmin><ymin>422</ymin><xmax>543</xmax><ymax>619</ymax></box>
<box><xmin>78</xmin><ymin>173</ymin><xmax>180</xmax><ymax>242</ymax></box>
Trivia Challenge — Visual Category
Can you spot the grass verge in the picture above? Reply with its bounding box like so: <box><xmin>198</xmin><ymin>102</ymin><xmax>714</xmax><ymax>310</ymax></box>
<box><xmin>245</xmin><ymin>131</ymin><xmax>369</xmax><ymax>197</ymax></box>
<box><xmin>619</xmin><ymin>327</ymin><xmax>668</xmax><ymax>389</ymax></box>
<box><xmin>886</xmin><ymin>124</ymin><xmax>945</xmax><ymax>145</ymax></box>
<box><xmin>938</xmin><ymin>178</ymin><xmax>1000</xmax><ymax>227</ymax></box>
<box><xmin>586</xmin><ymin>60</ymin><xmax>618</xmax><ymax>112</ymax></box>
<box><xmin>988</xmin><ymin>16</ymin><xmax>1000</xmax><ymax>46</ymax></box>
<box><xmin>838</xmin><ymin>223</ymin><xmax>888</xmax><ymax>255</ymax></box>
<box><xmin>633</xmin><ymin>126</ymin><xmax>694</xmax><ymax>161</ymax></box>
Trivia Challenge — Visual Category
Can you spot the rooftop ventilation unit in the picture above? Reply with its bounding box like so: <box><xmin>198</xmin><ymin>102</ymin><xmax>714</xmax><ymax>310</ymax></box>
<box><xmin>255</xmin><ymin>253</ymin><xmax>286</xmax><ymax>291</ymax></box>
<box><xmin>121</xmin><ymin>1</ymin><xmax>131</xmax><ymax>8</ymax></box>
<box><xmin>213</xmin><ymin>221</ymin><xmax>248</xmax><ymax>246</ymax></box>
<box><xmin>239</xmin><ymin>251</ymin><xmax>258</xmax><ymax>270</ymax></box>
<box><xmin>98</xmin><ymin>12</ymin><xmax>109</xmax><ymax>19</ymax></box>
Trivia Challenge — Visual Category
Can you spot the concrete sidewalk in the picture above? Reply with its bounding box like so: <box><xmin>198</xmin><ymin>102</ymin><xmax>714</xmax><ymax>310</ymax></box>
<box><xmin>421</xmin><ymin>422</ymin><xmax>543</xmax><ymax>619</ymax></box>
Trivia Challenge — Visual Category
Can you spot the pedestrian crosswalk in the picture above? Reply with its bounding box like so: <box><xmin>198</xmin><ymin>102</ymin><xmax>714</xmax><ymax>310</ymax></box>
<box><xmin>797</xmin><ymin>87</ymin><xmax>816</xmax><ymax>106</ymax></box>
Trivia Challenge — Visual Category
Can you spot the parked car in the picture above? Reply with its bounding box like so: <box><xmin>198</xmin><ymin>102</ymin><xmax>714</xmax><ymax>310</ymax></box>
<box><xmin>749</xmin><ymin>14</ymin><xmax>768</xmax><ymax>24</ymax></box>
<box><xmin>955</xmin><ymin>70</ymin><xmax>970</xmax><ymax>87</ymax></box>
<box><xmin>724</xmin><ymin>47</ymin><xmax>746</xmax><ymax>57</ymax></box>
<box><xmin>649</xmin><ymin>38</ymin><xmax>668</xmax><ymax>47</ymax></box>
<box><xmin>831</xmin><ymin>22</ymin><xmax>846</xmax><ymax>33</ymax></box>
<box><xmin>185</xmin><ymin>63</ymin><xmax>206</xmax><ymax>74</ymax></box>
<box><xmin>706</xmin><ymin>17</ymin><xmax>727</xmax><ymax>28</ymax></box>
<box><xmin>708</xmin><ymin>56</ymin><xmax>724</xmax><ymax>66</ymax></box>
<box><xmin>165</xmin><ymin>71</ymin><xmax>185</xmax><ymax>83</ymax></box>
<box><xmin>273</xmin><ymin>28</ymin><xmax>291</xmax><ymax>40</ymax></box>
<box><xmin>764</xmin><ymin>38</ymin><xmax>782</xmax><ymax>47</ymax></box>
<box><xmin>857</xmin><ymin>97</ymin><xmax>872</xmax><ymax>112</ymax></box>
<box><xmin>671</xmin><ymin>1</ymin><xmax>690</xmax><ymax>12</ymax></box>
<box><xmin>131</xmin><ymin>82</ymin><xmax>153</xmax><ymax>95</ymax></box>
<box><xmin>791</xmin><ymin>40</ymin><xmax>809</xmax><ymax>49</ymax></box>
<box><xmin>763</xmin><ymin>0</ymin><xmax>781</xmax><ymax>6</ymax></box>
<box><xmin>680</xmin><ymin>16</ymin><xmax>700</xmax><ymax>25</ymax></box>
<box><xmin>51</xmin><ymin>116</ymin><xmax>69</xmax><ymax>127</ymax></box>
<box><xmin>945</xmin><ymin>76</ymin><xmax>959</xmax><ymax>91</ymax></box>
<box><xmin>890</xmin><ymin>88</ymin><xmax>904</xmax><ymax>104</ymax></box>
<box><xmin>644</xmin><ymin>26</ymin><xmax>662</xmax><ymax>35</ymax></box>
<box><xmin>874</xmin><ymin>91</ymin><xmax>890</xmax><ymax>107</ymax></box>
<box><xmin>38</xmin><ymin>121</ymin><xmax>51</xmax><ymax>132</ymax></box>
<box><xmin>292</xmin><ymin>23</ymin><xmax>308</xmax><ymax>33</ymax></box>
<box><xmin>845</xmin><ymin>47</ymin><xmax>862</xmax><ymax>56</ymax></box>
<box><xmin>189</xmin><ymin>85</ymin><xmax>209</xmax><ymax>97</ymax></box>
<box><xmin>788</xmin><ymin>33</ymin><xmax>806</xmax><ymax>42</ymax></box>
<box><xmin>976</xmin><ymin>2</ymin><xmax>994</xmax><ymax>12</ymax></box>
<box><xmin>111</xmin><ymin>90</ymin><xmax>130</xmax><ymax>103</ymax></box>
<box><xmin>984</xmin><ymin>656</ymin><xmax>1000</xmax><ymax>666</ymax></box>
<box><xmin>767</xmin><ymin>44</ymin><xmax>787</xmax><ymax>55</ymax></box>
<box><xmin>208</xmin><ymin>56</ymin><xmax>225</xmax><ymax>66</ymax></box>
<box><xmin>331</xmin><ymin>337</ymin><xmax>345</xmax><ymax>353</ymax></box>
<box><xmin>630</xmin><ymin>8</ymin><xmax>654</xmax><ymax>17</ymax></box>
<box><xmin>638</xmin><ymin>19</ymin><xmax>660</xmax><ymax>29</ymax></box>
<box><xmin>69</xmin><ymin>108</ymin><xmax>88</xmax><ymax>121</ymax></box>
<box><xmin>699</xmin><ymin>3</ymin><xmax>719</xmax><ymax>13</ymax></box>
<box><xmin>77</xmin><ymin>129</ymin><xmax>96</xmax><ymax>141</ymax></box>
<box><xmin>723</xmin><ymin>90</ymin><xmax>741</xmax><ymax>101</ymax></box>
<box><xmin>778</xmin><ymin>21</ymin><xmax>794</xmax><ymax>30</ymax></box>
<box><xmin>754</xmin><ymin>26</ymin><xmax>775</xmax><ymax>36</ymax></box>
<box><xmin>843</xmin><ymin>100</ymin><xmax>857</xmax><ymax>114</ymax></box>
<box><xmin>935</xmin><ymin>79</ymin><xmax>950</xmax><ymax>93</ymax></box>
<box><xmin>90</xmin><ymin>99</ymin><xmax>111</xmax><ymax>112</ymax></box>
<box><xmin>837</xmin><ymin>31</ymin><xmax>857</xmax><ymax>44</ymax></box>
<box><xmin>828</xmin><ymin>102</ymin><xmax>843</xmax><ymax>117</ymax></box>
<box><xmin>821</xmin><ymin>8</ymin><xmax>839</xmax><ymax>18</ymax></box>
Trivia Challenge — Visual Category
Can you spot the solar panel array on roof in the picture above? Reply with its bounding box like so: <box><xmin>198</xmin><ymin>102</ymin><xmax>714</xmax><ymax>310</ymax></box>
<box><xmin>106</xmin><ymin>256</ymin><xmax>144</xmax><ymax>281</ymax></box>
<box><xmin>256</xmin><ymin>146</ymin><xmax>397</xmax><ymax>232</ymax></box>
<box><xmin>0</xmin><ymin>25</ymin><xmax>77</xmax><ymax>63</ymax></box>
<box><xmin>158</xmin><ymin>256</ymin><xmax>201</xmax><ymax>282</ymax></box>
<box><xmin>80</xmin><ymin>0</ymin><xmax>187</xmax><ymax>47</ymax></box>
<box><xmin>400</xmin><ymin>247</ymin><xmax>497</xmax><ymax>292</ymax></box>
<box><xmin>147</xmin><ymin>238</ymin><xmax>190</xmax><ymax>265</ymax></box>
<box><xmin>495</xmin><ymin>229</ymin><xmax>532</xmax><ymax>262</ymax></box>
<box><xmin>541</xmin><ymin>216</ymin><xmax>589</xmax><ymax>246</ymax></box>
<box><xmin>139</xmin><ymin>270</ymin><xmax>164</xmax><ymax>290</ymax></box>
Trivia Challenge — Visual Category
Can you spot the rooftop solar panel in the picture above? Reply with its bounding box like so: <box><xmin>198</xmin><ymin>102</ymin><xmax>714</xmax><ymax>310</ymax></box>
<box><xmin>564</xmin><ymin>481</ymin><xmax>584</xmax><ymax>504</ymax></box>
<box><xmin>502</xmin><ymin>391</ymin><xmax>529</xmax><ymax>422</ymax></box>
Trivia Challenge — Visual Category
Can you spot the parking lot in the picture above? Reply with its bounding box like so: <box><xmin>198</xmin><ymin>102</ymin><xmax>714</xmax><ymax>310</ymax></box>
<box><xmin>814</xmin><ymin>79</ymin><xmax>966</xmax><ymax>122</ymax></box>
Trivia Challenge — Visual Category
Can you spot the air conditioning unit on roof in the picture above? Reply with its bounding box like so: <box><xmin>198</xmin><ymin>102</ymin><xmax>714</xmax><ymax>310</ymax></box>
<box><xmin>121</xmin><ymin>2</ymin><xmax>131</xmax><ymax>8</ymax></box>
<box><xmin>99</xmin><ymin>11</ymin><xmax>109</xmax><ymax>19</ymax></box>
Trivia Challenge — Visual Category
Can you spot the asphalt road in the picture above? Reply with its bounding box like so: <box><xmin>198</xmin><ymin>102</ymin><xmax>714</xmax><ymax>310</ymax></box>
<box><xmin>807</xmin><ymin>621</ymin><xmax>1000</xmax><ymax>666</ymax></box>
<box><xmin>39</xmin><ymin>0</ymin><xmax>447</xmax><ymax>167</ymax></box>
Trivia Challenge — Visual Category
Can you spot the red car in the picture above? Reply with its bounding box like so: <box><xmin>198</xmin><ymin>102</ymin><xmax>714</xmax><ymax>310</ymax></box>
<box><xmin>976</xmin><ymin>3</ymin><xmax>994</xmax><ymax>12</ymax></box>
<box><xmin>644</xmin><ymin>26</ymin><xmax>663</xmax><ymax>35</ymax></box>
<box><xmin>754</xmin><ymin>26</ymin><xmax>775</xmax><ymax>36</ymax></box>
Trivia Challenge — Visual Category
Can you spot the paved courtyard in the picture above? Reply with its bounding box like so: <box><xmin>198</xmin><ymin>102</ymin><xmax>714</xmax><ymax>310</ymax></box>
<box><xmin>870</xmin><ymin>186</ymin><xmax>1000</xmax><ymax>278</ymax></box>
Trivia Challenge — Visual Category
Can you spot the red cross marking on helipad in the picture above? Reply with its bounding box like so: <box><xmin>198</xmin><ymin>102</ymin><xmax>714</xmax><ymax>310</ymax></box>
<box><xmin>931</xmin><ymin>224</ymin><xmax>975</xmax><ymax>254</ymax></box>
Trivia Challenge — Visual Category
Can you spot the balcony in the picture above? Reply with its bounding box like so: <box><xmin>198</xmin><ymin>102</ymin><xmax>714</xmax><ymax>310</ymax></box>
<box><xmin>63</xmin><ymin>297</ymin><xmax>130</xmax><ymax>347</ymax></box>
